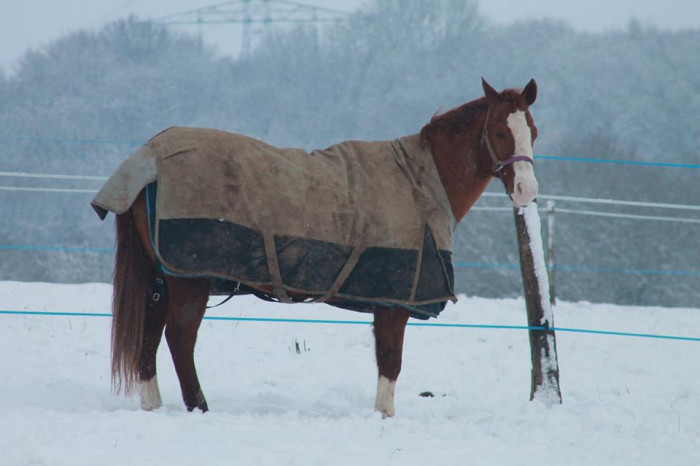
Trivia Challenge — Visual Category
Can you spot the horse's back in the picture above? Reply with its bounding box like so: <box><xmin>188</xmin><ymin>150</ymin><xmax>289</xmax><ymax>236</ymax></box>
<box><xmin>92</xmin><ymin>127</ymin><xmax>456</xmax><ymax>313</ymax></box>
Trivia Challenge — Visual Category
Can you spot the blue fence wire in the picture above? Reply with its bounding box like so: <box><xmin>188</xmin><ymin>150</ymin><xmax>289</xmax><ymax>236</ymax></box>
<box><xmin>451</xmin><ymin>261</ymin><xmax>700</xmax><ymax>278</ymax></box>
<box><xmin>2</xmin><ymin>245</ymin><xmax>700</xmax><ymax>278</ymax></box>
<box><xmin>0</xmin><ymin>244</ymin><xmax>115</xmax><ymax>254</ymax></box>
<box><xmin>1</xmin><ymin>134</ymin><xmax>699</xmax><ymax>169</ymax></box>
<box><xmin>537</xmin><ymin>155</ymin><xmax>700</xmax><ymax>170</ymax></box>
<box><xmin>0</xmin><ymin>309</ymin><xmax>698</xmax><ymax>343</ymax></box>
<box><xmin>1</xmin><ymin>136</ymin><xmax>697</xmax><ymax>346</ymax></box>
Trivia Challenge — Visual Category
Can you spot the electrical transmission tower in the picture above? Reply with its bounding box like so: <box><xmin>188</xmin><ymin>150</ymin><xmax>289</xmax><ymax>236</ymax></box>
<box><xmin>157</xmin><ymin>0</ymin><xmax>351</xmax><ymax>57</ymax></box>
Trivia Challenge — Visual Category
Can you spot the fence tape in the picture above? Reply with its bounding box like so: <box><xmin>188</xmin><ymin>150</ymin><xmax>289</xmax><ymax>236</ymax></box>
<box><xmin>537</xmin><ymin>154</ymin><xmax>700</xmax><ymax>170</ymax></box>
<box><xmin>1</xmin><ymin>309</ymin><xmax>698</xmax><ymax>342</ymax></box>
<box><xmin>0</xmin><ymin>186</ymin><xmax>97</xmax><ymax>193</ymax></box>
<box><xmin>0</xmin><ymin>171</ymin><xmax>108</xmax><ymax>181</ymax></box>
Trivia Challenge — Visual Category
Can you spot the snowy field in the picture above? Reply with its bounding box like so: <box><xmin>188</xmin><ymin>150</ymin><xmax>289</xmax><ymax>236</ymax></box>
<box><xmin>1</xmin><ymin>281</ymin><xmax>699</xmax><ymax>465</ymax></box>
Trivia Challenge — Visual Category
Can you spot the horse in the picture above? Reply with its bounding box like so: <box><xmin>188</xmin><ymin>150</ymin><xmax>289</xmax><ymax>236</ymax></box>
<box><xmin>101</xmin><ymin>78</ymin><xmax>539</xmax><ymax>417</ymax></box>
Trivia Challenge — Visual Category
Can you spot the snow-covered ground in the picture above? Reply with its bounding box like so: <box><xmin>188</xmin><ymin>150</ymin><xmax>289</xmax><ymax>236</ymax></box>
<box><xmin>1</xmin><ymin>281</ymin><xmax>699</xmax><ymax>465</ymax></box>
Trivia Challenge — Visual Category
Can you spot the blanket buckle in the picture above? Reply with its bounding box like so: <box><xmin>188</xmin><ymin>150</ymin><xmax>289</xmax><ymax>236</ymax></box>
<box><xmin>273</xmin><ymin>287</ymin><xmax>293</xmax><ymax>304</ymax></box>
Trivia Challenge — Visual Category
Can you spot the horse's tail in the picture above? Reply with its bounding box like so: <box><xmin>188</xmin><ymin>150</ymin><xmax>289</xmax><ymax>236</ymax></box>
<box><xmin>111</xmin><ymin>208</ymin><xmax>154</xmax><ymax>396</ymax></box>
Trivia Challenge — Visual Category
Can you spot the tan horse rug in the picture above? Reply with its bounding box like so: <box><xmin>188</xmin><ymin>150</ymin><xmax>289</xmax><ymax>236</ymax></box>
<box><xmin>92</xmin><ymin>127</ymin><xmax>457</xmax><ymax>318</ymax></box>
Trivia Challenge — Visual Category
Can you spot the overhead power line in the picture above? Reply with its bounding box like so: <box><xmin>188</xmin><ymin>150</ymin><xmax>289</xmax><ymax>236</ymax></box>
<box><xmin>156</xmin><ymin>0</ymin><xmax>352</xmax><ymax>56</ymax></box>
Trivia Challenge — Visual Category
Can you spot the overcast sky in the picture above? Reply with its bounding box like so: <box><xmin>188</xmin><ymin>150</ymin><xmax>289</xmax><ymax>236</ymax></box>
<box><xmin>2</xmin><ymin>0</ymin><xmax>699</xmax><ymax>71</ymax></box>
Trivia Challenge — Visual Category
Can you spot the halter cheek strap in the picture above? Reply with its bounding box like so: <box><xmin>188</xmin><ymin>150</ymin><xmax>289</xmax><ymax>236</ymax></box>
<box><xmin>481</xmin><ymin>106</ymin><xmax>534</xmax><ymax>177</ymax></box>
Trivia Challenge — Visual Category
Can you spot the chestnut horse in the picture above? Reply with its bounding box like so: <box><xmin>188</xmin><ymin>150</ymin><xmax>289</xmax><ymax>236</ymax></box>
<box><xmin>110</xmin><ymin>78</ymin><xmax>539</xmax><ymax>417</ymax></box>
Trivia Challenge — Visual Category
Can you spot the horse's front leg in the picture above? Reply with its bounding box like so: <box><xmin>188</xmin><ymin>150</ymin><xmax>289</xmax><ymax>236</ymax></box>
<box><xmin>372</xmin><ymin>306</ymin><xmax>410</xmax><ymax>418</ymax></box>
<box><xmin>164</xmin><ymin>276</ymin><xmax>210</xmax><ymax>412</ymax></box>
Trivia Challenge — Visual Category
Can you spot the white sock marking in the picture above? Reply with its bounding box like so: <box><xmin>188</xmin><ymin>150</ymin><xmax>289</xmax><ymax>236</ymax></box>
<box><xmin>140</xmin><ymin>376</ymin><xmax>163</xmax><ymax>411</ymax></box>
<box><xmin>375</xmin><ymin>375</ymin><xmax>396</xmax><ymax>418</ymax></box>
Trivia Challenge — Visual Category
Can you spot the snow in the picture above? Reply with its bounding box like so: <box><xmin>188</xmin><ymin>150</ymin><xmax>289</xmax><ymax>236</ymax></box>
<box><xmin>520</xmin><ymin>203</ymin><xmax>553</xmax><ymax>324</ymax></box>
<box><xmin>2</xmin><ymin>281</ymin><xmax>700</xmax><ymax>465</ymax></box>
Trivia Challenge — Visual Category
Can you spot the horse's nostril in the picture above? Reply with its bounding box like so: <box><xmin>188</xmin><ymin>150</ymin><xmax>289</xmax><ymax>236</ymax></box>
<box><xmin>513</xmin><ymin>179</ymin><xmax>537</xmax><ymax>203</ymax></box>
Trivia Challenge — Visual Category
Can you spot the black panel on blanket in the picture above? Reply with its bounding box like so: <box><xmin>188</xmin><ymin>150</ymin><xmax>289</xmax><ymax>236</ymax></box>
<box><xmin>274</xmin><ymin>235</ymin><xmax>353</xmax><ymax>292</ymax></box>
<box><xmin>158</xmin><ymin>218</ymin><xmax>271</xmax><ymax>283</ymax></box>
<box><xmin>415</xmin><ymin>227</ymin><xmax>455</xmax><ymax>302</ymax></box>
<box><xmin>338</xmin><ymin>247</ymin><xmax>418</xmax><ymax>301</ymax></box>
<box><xmin>147</xmin><ymin>183</ymin><xmax>453</xmax><ymax>319</ymax></box>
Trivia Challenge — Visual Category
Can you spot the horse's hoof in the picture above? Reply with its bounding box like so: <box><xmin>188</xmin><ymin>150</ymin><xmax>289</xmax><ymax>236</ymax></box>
<box><xmin>185</xmin><ymin>392</ymin><xmax>208</xmax><ymax>412</ymax></box>
<box><xmin>186</xmin><ymin>403</ymin><xmax>208</xmax><ymax>413</ymax></box>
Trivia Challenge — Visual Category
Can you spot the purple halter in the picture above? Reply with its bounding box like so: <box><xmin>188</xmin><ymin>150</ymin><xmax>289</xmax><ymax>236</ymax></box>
<box><xmin>481</xmin><ymin>106</ymin><xmax>534</xmax><ymax>178</ymax></box>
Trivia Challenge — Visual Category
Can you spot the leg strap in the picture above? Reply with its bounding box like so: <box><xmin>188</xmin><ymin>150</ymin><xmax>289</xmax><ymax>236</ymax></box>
<box><xmin>151</xmin><ymin>260</ymin><xmax>167</xmax><ymax>304</ymax></box>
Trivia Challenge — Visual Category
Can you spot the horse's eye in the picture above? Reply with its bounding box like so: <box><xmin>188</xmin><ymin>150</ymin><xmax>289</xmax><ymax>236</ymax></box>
<box><xmin>495</xmin><ymin>131</ymin><xmax>506</xmax><ymax>139</ymax></box>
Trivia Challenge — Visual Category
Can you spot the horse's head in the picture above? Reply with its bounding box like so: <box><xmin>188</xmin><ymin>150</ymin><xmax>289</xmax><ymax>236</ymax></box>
<box><xmin>481</xmin><ymin>78</ymin><xmax>539</xmax><ymax>207</ymax></box>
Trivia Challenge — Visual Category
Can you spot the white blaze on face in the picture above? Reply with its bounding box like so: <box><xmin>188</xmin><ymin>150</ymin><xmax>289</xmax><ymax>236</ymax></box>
<box><xmin>506</xmin><ymin>110</ymin><xmax>538</xmax><ymax>207</ymax></box>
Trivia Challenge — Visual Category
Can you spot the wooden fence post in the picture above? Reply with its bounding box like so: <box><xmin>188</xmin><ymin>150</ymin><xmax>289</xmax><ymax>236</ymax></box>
<box><xmin>513</xmin><ymin>202</ymin><xmax>562</xmax><ymax>404</ymax></box>
<box><xmin>545</xmin><ymin>200</ymin><xmax>556</xmax><ymax>305</ymax></box>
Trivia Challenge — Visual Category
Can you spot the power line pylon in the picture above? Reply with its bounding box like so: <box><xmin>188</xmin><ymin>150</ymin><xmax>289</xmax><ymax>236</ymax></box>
<box><xmin>157</xmin><ymin>0</ymin><xmax>351</xmax><ymax>57</ymax></box>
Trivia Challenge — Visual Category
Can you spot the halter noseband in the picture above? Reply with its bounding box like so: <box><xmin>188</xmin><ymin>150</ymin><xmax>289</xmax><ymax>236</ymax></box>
<box><xmin>481</xmin><ymin>106</ymin><xmax>534</xmax><ymax>178</ymax></box>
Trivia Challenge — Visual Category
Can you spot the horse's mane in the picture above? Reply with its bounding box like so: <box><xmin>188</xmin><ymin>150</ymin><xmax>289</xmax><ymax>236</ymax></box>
<box><xmin>420</xmin><ymin>90</ymin><xmax>525</xmax><ymax>142</ymax></box>
<box><xmin>420</xmin><ymin>97</ymin><xmax>488</xmax><ymax>142</ymax></box>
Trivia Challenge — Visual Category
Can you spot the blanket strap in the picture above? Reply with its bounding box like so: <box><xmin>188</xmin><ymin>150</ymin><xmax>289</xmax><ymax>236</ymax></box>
<box><xmin>206</xmin><ymin>281</ymin><xmax>241</xmax><ymax>309</ymax></box>
<box><xmin>150</xmin><ymin>260</ymin><xmax>167</xmax><ymax>305</ymax></box>
<box><xmin>315</xmin><ymin>245</ymin><xmax>364</xmax><ymax>303</ymax></box>
<box><xmin>408</xmin><ymin>223</ymin><xmax>427</xmax><ymax>302</ymax></box>
<box><xmin>262</xmin><ymin>231</ymin><xmax>293</xmax><ymax>304</ymax></box>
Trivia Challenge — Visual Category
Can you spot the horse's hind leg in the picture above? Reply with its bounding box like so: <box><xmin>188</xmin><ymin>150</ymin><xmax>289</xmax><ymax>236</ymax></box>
<box><xmin>138</xmin><ymin>295</ymin><xmax>168</xmax><ymax>410</ymax></box>
<box><xmin>128</xmin><ymin>192</ymin><xmax>168</xmax><ymax>410</ymax></box>
<box><xmin>373</xmin><ymin>306</ymin><xmax>410</xmax><ymax>418</ymax></box>
<box><xmin>164</xmin><ymin>276</ymin><xmax>210</xmax><ymax>412</ymax></box>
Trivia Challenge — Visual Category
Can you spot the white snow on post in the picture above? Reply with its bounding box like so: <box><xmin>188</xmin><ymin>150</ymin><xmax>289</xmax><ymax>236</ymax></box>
<box><xmin>519</xmin><ymin>203</ymin><xmax>561</xmax><ymax>405</ymax></box>
<box><xmin>519</xmin><ymin>203</ymin><xmax>553</xmax><ymax>325</ymax></box>
<box><xmin>533</xmin><ymin>334</ymin><xmax>562</xmax><ymax>406</ymax></box>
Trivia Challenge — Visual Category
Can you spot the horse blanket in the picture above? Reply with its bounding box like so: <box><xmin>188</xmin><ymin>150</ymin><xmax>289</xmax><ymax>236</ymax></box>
<box><xmin>92</xmin><ymin>127</ymin><xmax>457</xmax><ymax>318</ymax></box>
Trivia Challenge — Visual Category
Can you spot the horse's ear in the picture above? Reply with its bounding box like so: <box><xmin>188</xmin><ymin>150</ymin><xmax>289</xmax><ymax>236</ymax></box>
<box><xmin>482</xmin><ymin>77</ymin><xmax>500</xmax><ymax>104</ymax></box>
<box><xmin>522</xmin><ymin>78</ymin><xmax>537</xmax><ymax>106</ymax></box>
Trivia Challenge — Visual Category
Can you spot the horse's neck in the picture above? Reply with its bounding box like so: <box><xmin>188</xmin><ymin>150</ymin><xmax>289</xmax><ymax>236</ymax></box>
<box><xmin>429</xmin><ymin>133</ymin><xmax>492</xmax><ymax>223</ymax></box>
